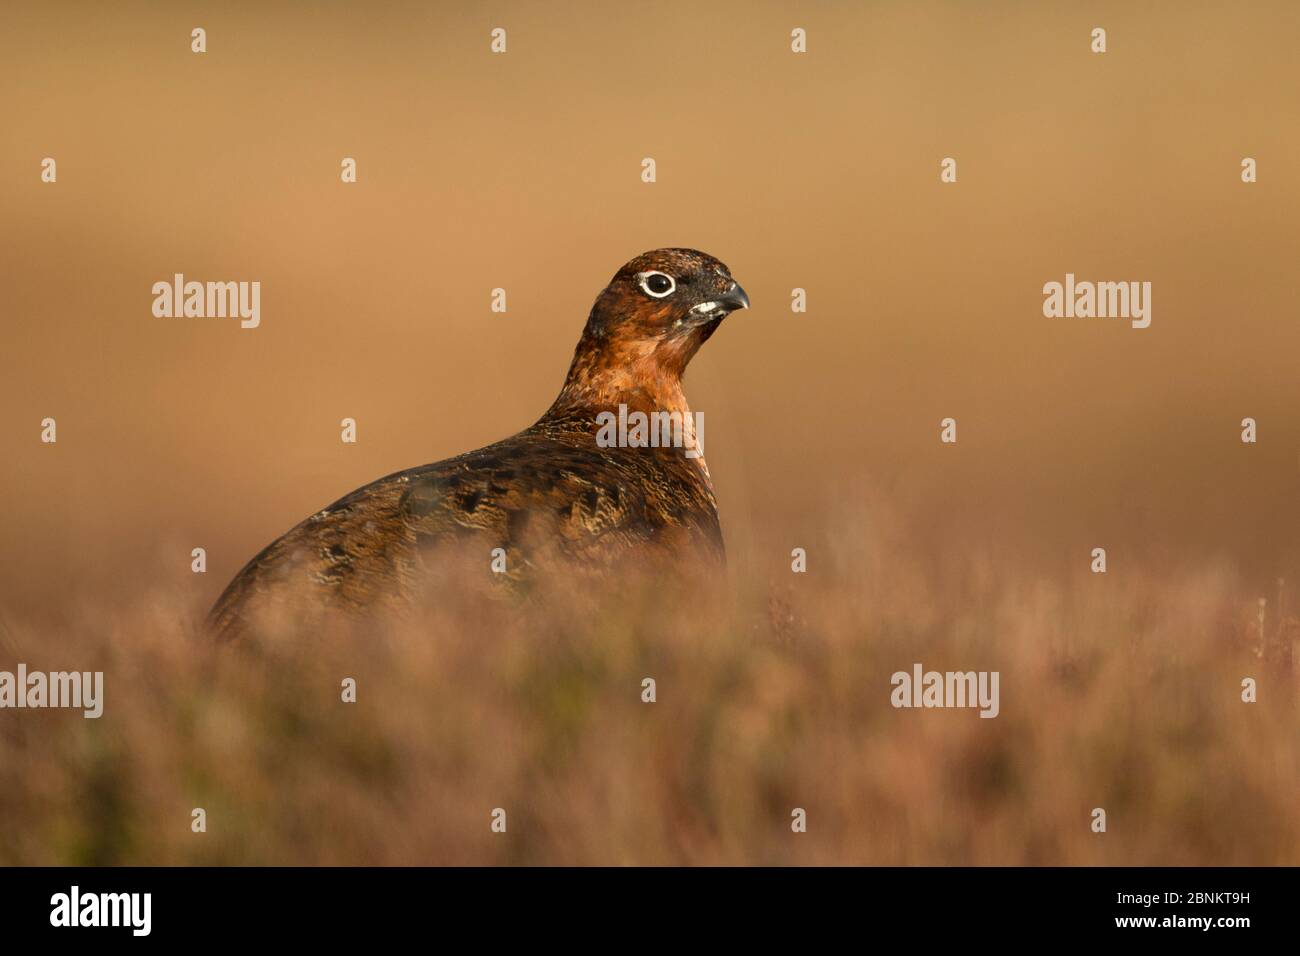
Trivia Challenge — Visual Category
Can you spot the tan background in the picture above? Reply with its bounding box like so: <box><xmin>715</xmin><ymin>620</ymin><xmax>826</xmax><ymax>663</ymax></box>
<box><xmin>3</xmin><ymin>0</ymin><xmax>1299</xmax><ymax>620</ymax></box>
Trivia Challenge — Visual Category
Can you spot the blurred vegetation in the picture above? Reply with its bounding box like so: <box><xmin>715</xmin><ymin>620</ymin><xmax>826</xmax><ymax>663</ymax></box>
<box><xmin>0</xmin><ymin>523</ymin><xmax>1296</xmax><ymax>865</ymax></box>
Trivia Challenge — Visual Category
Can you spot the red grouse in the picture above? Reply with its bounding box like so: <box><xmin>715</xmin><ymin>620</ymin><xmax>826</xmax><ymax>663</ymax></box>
<box><xmin>208</xmin><ymin>249</ymin><xmax>749</xmax><ymax>639</ymax></box>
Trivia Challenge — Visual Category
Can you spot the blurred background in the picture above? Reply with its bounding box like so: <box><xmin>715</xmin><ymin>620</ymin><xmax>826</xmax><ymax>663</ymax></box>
<box><xmin>0</xmin><ymin>1</ymin><xmax>1297</xmax><ymax>864</ymax></box>
<box><xmin>3</xmin><ymin>0</ymin><xmax>1299</xmax><ymax>614</ymax></box>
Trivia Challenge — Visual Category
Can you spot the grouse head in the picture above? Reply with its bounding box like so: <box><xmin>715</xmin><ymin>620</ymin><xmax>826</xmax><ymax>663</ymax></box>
<box><xmin>552</xmin><ymin>249</ymin><xmax>749</xmax><ymax>415</ymax></box>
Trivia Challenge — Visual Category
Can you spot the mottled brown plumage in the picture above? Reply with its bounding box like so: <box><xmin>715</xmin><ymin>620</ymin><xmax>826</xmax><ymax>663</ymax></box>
<box><xmin>208</xmin><ymin>249</ymin><xmax>748</xmax><ymax>640</ymax></box>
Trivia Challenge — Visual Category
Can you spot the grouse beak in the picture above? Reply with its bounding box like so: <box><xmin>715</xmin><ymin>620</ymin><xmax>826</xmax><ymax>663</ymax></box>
<box><xmin>718</xmin><ymin>280</ymin><xmax>750</xmax><ymax>312</ymax></box>
<box><xmin>686</xmin><ymin>280</ymin><xmax>750</xmax><ymax>325</ymax></box>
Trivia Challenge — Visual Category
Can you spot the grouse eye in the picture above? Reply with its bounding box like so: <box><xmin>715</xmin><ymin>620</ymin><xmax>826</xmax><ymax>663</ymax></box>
<box><xmin>639</xmin><ymin>271</ymin><xmax>676</xmax><ymax>298</ymax></box>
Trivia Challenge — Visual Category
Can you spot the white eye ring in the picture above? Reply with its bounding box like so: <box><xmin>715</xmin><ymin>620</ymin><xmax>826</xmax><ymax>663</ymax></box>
<box><xmin>638</xmin><ymin>271</ymin><xmax>676</xmax><ymax>298</ymax></box>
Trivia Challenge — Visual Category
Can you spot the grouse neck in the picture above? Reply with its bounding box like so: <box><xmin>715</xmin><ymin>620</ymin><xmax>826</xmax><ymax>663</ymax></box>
<box><xmin>547</xmin><ymin>334</ymin><xmax>695</xmax><ymax>422</ymax></box>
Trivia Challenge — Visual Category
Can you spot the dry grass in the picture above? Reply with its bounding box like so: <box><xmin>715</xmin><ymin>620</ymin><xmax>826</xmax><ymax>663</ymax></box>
<box><xmin>1</xmin><ymin>505</ymin><xmax>1296</xmax><ymax>866</ymax></box>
